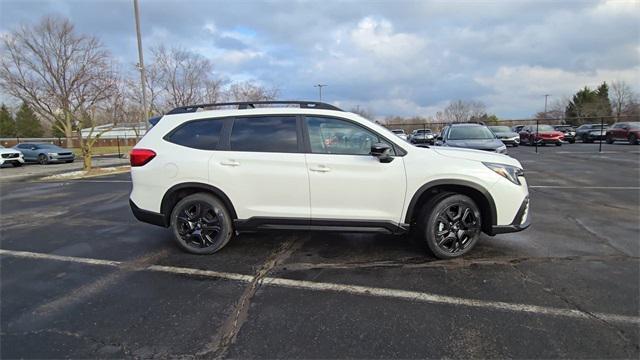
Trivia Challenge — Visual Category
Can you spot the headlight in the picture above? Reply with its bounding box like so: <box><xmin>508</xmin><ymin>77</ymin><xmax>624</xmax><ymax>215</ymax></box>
<box><xmin>483</xmin><ymin>162</ymin><xmax>524</xmax><ymax>185</ymax></box>
<box><xmin>496</xmin><ymin>144</ymin><xmax>507</xmax><ymax>153</ymax></box>
<box><xmin>47</xmin><ymin>152</ymin><xmax>58</xmax><ymax>156</ymax></box>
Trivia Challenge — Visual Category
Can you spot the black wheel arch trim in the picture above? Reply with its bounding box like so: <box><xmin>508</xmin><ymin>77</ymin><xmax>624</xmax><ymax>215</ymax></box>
<box><xmin>130</xmin><ymin>199</ymin><xmax>168</xmax><ymax>227</ymax></box>
<box><xmin>404</xmin><ymin>179</ymin><xmax>498</xmax><ymax>229</ymax></box>
<box><xmin>160</xmin><ymin>182</ymin><xmax>238</xmax><ymax>223</ymax></box>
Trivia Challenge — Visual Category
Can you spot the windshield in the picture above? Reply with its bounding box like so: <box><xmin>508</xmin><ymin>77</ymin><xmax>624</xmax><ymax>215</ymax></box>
<box><xmin>628</xmin><ymin>122</ymin><xmax>640</xmax><ymax>129</ymax></box>
<box><xmin>36</xmin><ymin>144</ymin><xmax>59</xmax><ymax>149</ymax></box>
<box><xmin>489</xmin><ymin>126</ymin><xmax>510</xmax><ymax>132</ymax></box>
<box><xmin>534</xmin><ymin>125</ymin><xmax>555</xmax><ymax>132</ymax></box>
<box><xmin>415</xmin><ymin>129</ymin><xmax>431</xmax><ymax>133</ymax></box>
<box><xmin>448</xmin><ymin>126</ymin><xmax>496</xmax><ymax>140</ymax></box>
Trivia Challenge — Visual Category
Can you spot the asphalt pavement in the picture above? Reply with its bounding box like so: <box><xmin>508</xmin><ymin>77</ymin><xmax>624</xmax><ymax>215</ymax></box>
<box><xmin>1</xmin><ymin>142</ymin><xmax>638</xmax><ymax>358</ymax></box>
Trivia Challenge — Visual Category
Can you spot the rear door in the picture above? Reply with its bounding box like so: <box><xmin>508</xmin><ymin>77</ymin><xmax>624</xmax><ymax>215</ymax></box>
<box><xmin>303</xmin><ymin>116</ymin><xmax>406</xmax><ymax>223</ymax></box>
<box><xmin>209</xmin><ymin>115</ymin><xmax>310</xmax><ymax>220</ymax></box>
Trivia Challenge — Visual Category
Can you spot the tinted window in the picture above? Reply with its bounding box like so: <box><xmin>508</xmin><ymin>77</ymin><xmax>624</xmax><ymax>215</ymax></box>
<box><xmin>306</xmin><ymin>116</ymin><xmax>394</xmax><ymax>155</ymax></box>
<box><xmin>168</xmin><ymin>119</ymin><xmax>223</xmax><ymax>150</ymax></box>
<box><xmin>230</xmin><ymin>116</ymin><xmax>298</xmax><ymax>153</ymax></box>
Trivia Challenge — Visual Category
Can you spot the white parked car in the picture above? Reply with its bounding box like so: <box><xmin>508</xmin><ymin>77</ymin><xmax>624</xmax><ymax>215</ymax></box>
<box><xmin>391</xmin><ymin>129</ymin><xmax>408</xmax><ymax>141</ymax></box>
<box><xmin>130</xmin><ymin>101</ymin><xmax>529</xmax><ymax>259</ymax></box>
<box><xmin>0</xmin><ymin>145</ymin><xmax>25</xmax><ymax>167</ymax></box>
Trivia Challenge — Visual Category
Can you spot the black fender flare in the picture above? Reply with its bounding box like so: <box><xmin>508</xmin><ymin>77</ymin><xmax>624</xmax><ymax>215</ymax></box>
<box><xmin>161</xmin><ymin>182</ymin><xmax>238</xmax><ymax>220</ymax></box>
<box><xmin>404</xmin><ymin>179</ymin><xmax>497</xmax><ymax>227</ymax></box>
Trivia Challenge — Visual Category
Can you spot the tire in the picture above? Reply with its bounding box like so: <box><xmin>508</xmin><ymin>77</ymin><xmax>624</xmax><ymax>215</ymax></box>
<box><xmin>66</xmin><ymin>160</ymin><xmax>74</xmax><ymax>163</ymax></box>
<box><xmin>512</xmin><ymin>143</ymin><xmax>519</xmax><ymax>147</ymax></box>
<box><xmin>629</xmin><ymin>134</ymin><xmax>638</xmax><ymax>145</ymax></box>
<box><xmin>606</xmin><ymin>134</ymin><xmax>614</xmax><ymax>144</ymax></box>
<box><xmin>569</xmin><ymin>139</ymin><xmax>575</xmax><ymax>144</ymax></box>
<box><xmin>417</xmin><ymin>193</ymin><xmax>482</xmax><ymax>259</ymax></box>
<box><xmin>555</xmin><ymin>142</ymin><xmax>562</xmax><ymax>146</ymax></box>
<box><xmin>170</xmin><ymin>193</ymin><xmax>233</xmax><ymax>254</ymax></box>
<box><xmin>38</xmin><ymin>154</ymin><xmax>48</xmax><ymax>165</ymax></box>
<box><xmin>529</xmin><ymin>137</ymin><xmax>536</xmax><ymax>146</ymax></box>
<box><xmin>12</xmin><ymin>162</ymin><xmax>22</xmax><ymax>167</ymax></box>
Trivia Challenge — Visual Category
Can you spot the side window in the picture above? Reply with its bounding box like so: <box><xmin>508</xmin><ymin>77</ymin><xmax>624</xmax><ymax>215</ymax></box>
<box><xmin>230</xmin><ymin>116</ymin><xmax>298</xmax><ymax>153</ymax></box>
<box><xmin>167</xmin><ymin>119</ymin><xmax>223</xmax><ymax>150</ymax></box>
<box><xmin>305</xmin><ymin>116</ymin><xmax>395</xmax><ymax>155</ymax></box>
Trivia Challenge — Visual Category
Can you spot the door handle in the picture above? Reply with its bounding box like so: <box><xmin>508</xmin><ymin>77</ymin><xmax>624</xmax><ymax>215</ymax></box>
<box><xmin>310</xmin><ymin>166</ymin><xmax>331</xmax><ymax>173</ymax></box>
<box><xmin>220</xmin><ymin>160</ymin><xmax>240</xmax><ymax>167</ymax></box>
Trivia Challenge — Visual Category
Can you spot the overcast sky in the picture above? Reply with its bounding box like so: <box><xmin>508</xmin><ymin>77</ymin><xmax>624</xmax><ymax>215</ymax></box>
<box><xmin>1</xmin><ymin>0</ymin><xmax>639</xmax><ymax>118</ymax></box>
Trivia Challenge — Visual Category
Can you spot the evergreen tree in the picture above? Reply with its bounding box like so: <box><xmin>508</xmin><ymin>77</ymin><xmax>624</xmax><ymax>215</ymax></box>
<box><xmin>51</xmin><ymin>119</ymin><xmax>66</xmax><ymax>138</ymax></box>
<box><xmin>595</xmin><ymin>82</ymin><xmax>612</xmax><ymax>117</ymax></box>
<box><xmin>0</xmin><ymin>104</ymin><xmax>16</xmax><ymax>137</ymax></box>
<box><xmin>15</xmin><ymin>102</ymin><xmax>44</xmax><ymax>137</ymax></box>
<box><xmin>565</xmin><ymin>85</ymin><xmax>612</xmax><ymax>125</ymax></box>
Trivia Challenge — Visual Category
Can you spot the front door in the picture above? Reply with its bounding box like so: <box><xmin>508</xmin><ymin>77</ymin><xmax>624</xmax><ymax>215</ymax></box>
<box><xmin>303</xmin><ymin>116</ymin><xmax>406</xmax><ymax>224</ymax></box>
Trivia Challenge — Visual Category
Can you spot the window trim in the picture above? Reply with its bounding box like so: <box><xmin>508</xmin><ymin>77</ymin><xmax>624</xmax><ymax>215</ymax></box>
<box><xmin>301</xmin><ymin>115</ymin><xmax>407</xmax><ymax>157</ymax></box>
<box><xmin>227</xmin><ymin>114</ymin><xmax>302</xmax><ymax>154</ymax></box>
<box><xmin>163</xmin><ymin>117</ymin><xmax>229</xmax><ymax>151</ymax></box>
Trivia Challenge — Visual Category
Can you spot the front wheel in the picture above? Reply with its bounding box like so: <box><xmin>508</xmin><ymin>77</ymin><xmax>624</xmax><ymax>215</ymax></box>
<box><xmin>606</xmin><ymin>135</ymin><xmax>614</xmax><ymax>144</ymax></box>
<box><xmin>555</xmin><ymin>142</ymin><xmax>562</xmax><ymax>146</ymax></box>
<box><xmin>12</xmin><ymin>162</ymin><xmax>22</xmax><ymax>167</ymax></box>
<box><xmin>629</xmin><ymin>134</ymin><xmax>638</xmax><ymax>145</ymax></box>
<box><xmin>170</xmin><ymin>193</ymin><xmax>234</xmax><ymax>254</ymax></box>
<box><xmin>419</xmin><ymin>194</ymin><xmax>482</xmax><ymax>259</ymax></box>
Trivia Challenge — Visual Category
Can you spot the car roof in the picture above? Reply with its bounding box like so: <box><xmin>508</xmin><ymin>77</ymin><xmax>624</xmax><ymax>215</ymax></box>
<box><xmin>449</xmin><ymin>123</ymin><xmax>483</xmax><ymax>127</ymax></box>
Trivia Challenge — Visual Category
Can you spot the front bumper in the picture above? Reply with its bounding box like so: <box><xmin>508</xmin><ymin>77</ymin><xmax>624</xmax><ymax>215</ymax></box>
<box><xmin>490</xmin><ymin>196</ymin><xmax>530</xmax><ymax>235</ymax></box>
<box><xmin>48</xmin><ymin>154</ymin><xmax>75</xmax><ymax>162</ymax></box>
<box><xmin>499</xmin><ymin>138</ymin><xmax>520</xmax><ymax>145</ymax></box>
<box><xmin>0</xmin><ymin>156</ymin><xmax>24</xmax><ymax>165</ymax></box>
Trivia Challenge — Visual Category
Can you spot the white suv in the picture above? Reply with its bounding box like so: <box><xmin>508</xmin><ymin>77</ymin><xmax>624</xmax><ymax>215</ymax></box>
<box><xmin>130</xmin><ymin>101</ymin><xmax>529</xmax><ymax>259</ymax></box>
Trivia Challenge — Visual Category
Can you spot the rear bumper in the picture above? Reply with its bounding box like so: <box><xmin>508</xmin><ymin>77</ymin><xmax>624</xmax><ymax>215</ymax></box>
<box><xmin>130</xmin><ymin>199</ymin><xmax>168</xmax><ymax>227</ymax></box>
<box><xmin>490</xmin><ymin>196</ymin><xmax>530</xmax><ymax>235</ymax></box>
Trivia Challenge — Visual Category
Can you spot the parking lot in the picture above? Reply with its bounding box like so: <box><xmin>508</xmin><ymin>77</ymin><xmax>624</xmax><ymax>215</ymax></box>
<box><xmin>1</xmin><ymin>143</ymin><xmax>638</xmax><ymax>358</ymax></box>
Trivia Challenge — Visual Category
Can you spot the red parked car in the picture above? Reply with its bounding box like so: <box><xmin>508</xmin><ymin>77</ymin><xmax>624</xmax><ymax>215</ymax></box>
<box><xmin>519</xmin><ymin>124</ymin><xmax>564</xmax><ymax>146</ymax></box>
<box><xmin>606</xmin><ymin>122</ymin><xmax>640</xmax><ymax>145</ymax></box>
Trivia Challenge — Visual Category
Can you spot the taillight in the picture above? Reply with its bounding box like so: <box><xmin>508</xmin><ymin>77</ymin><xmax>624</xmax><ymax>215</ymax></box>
<box><xmin>130</xmin><ymin>148</ymin><xmax>156</xmax><ymax>167</ymax></box>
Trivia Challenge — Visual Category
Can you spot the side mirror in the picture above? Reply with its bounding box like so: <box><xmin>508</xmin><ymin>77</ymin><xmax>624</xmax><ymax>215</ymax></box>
<box><xmin>370</xmin><ymin>143</ymin><xmax>393</xmax><ymax>163</ymax></box>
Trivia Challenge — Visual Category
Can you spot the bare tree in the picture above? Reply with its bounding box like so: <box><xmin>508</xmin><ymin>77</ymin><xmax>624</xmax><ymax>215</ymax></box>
<box><xmin>152</xmin><ymin>46</ymin><xmax>216</xmax><ymax>108</ymax></box>
<box><xmin>227</xmin><ymin>80</ymin><xmax>279</xmax><ymax>102</ymax></box>
<box><xmin>0</xmin><ymin>16</ymin><xmax>118</xmax><ymax>169</ymax></box>
<box><xmin>350</xmin><ymin>105</ymin><xmax>375</xmax><ymax>121</ymax></box>
<box><xmin>610</xmin><ymin>80</ymin><xmax>637</xmax><ymax>120</ymax></box>
<box><xmin>438</xmin><ymin>100</ymin><xmax>487</xmax><ymax>122</ymax></box>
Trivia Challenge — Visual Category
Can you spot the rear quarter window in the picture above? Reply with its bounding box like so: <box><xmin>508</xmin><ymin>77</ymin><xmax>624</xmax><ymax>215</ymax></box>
<box><xmin>166</xmin><ymin>119</ymin><xmax>224</xmax><ymax>150</ymax></box>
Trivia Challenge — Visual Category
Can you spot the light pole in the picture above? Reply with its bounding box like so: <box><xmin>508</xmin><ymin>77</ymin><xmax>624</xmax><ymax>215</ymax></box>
<box><xmin>133</xmin><ymin>0</ymin><xmax>148</xmax><ymax>131</ymax></box>
<box><xmin>314</xmin><ymin>84</ymin><xmax>327</xmax><ymax>102</ymax></box>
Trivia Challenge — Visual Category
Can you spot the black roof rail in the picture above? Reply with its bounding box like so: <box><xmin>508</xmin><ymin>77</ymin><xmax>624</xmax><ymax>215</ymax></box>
<box><xmin>166</xmin><ymin>101</ymin><xmax>342</xmax><ymax>115</ymax></box>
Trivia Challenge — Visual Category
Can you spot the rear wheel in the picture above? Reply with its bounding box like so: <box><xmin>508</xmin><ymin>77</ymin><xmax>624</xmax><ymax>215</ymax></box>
<box><xmin>629</xmin><ymin>134</ymin><xmax>638</xmax><ymax>145</ymax></box>
<box><xmin>38</xmin><ymin>154</ymin><xmax>48</xmax><ymax>165</ymax></box>
<box><xmin>418</xmin><ymin>194</ymin><xmax>482</xmax><ymax>259</ymax></box>
<box><xmin>170</xmin><ymin>193</ymin><xmax>233</xmax><ymax>254</ymax></box>
<box><xmin>12</xmin><ymin>162</ymin><xmax>22</xmax><ymax>167</ymax></box>
<box><xmin>568</xmin><ymin>139</ymin><xmax>575</xmax><ymax>144</ymax></box>
<box><xmin>606</xmin><ymin>134</ymin><xmax>614</xmax><ymax>144</ymax></box>
<box><xmin>555</xmin><ymin>141</ymin><xmax>562</xmax><ymax>146</ymax></box>
<box><xmin>529</xmin><ymin>137</ymin><xmax>536</xmax><ymax>146</ymax></box>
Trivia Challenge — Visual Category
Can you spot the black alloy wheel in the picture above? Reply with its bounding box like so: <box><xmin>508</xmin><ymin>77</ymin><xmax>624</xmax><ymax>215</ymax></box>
<box><xmin>420</xmin><ymin>194</ymin><xmax>482</xmax><ymax>259</ymax></box>
<box><xmin>606</xmin><ymin>134</ymin><xmax>614</xmax><ymax>144</ymax></box>
<box><xmin>629</xmin><ymin>134</ymin><xmax>638</xmax><ymax>145</ymax></box>
<box><xmin>171</xmin><ymin>193</ymin><xmax>233</xmax><ymax>254</ymax></box>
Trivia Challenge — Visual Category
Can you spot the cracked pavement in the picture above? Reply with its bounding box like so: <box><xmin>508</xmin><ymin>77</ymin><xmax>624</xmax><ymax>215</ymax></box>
<box><xmin>1</xmin><ymin>143</ymin><xmax>639</xmax><ymax>358</ymax></box>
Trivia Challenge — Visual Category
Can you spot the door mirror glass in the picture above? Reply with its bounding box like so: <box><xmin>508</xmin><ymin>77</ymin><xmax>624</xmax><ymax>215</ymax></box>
<box><xmin>370</xmin><ymin>143</ymin><xmax>393</xmax><ymax>163</ymax></box>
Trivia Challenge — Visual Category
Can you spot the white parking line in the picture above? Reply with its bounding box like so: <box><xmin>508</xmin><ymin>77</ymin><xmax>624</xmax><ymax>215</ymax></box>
<box><xmin>1</xmin><ymin>248</ymin><xmax>638</xmax><ymax>325</ymax></box>
<box><xmin>529</xmin><ymin>185</ymin><xmax>640</xmax><ymax>189</ymax></box>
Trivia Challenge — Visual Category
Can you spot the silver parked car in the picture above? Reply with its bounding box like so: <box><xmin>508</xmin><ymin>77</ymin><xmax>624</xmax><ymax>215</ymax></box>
<box><xmin>14</xmin><ymin>143</ymin><xmax>75</xmax><ymax>165</ymax></box>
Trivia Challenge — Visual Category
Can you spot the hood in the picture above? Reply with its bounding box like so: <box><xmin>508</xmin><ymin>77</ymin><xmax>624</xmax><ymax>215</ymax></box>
<box><xmin>535</xmin><ymin>131</ymin><xmax>563</xmax><ymax>136</ymax></box>
<box><xmin>0</xmin><ymin>147</ymin><xmax>21</xmax><ymax>154</ymax></box>
<box><xmin>431</xmin><ymin>146</ymin><xmax>521</xmax><ymax>168</ymax></box>
<box><xmin>494</xmin><ymin>131</ymin><xmax>519</xmax><ymax>138</ymax></box>
<box><xmin>444</xmin><ymin>138</ymin><xmax>504</xmax><ymax>150</ymax></box>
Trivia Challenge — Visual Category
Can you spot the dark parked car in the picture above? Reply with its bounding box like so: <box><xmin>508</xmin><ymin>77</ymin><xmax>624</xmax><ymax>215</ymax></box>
<box><xmin>436</xmin><ymin>123</ymin><xmax>507</xmax><ymax>154</ymax></box>
<box><xmin>519</xmin><ymin>125</ymin><xmax>564</xmax><ymax>146</ymax></box>
<box><xmin>488</xmin><ymin>126</ymin><xmax>520</xmax><ymax>147</ymax></box>
<box><xmin>512</xmin><ymin>125</ymin><xmax>525</xmax><ymax>133</ymax></box>
<box><xmin>606</xmin><ymin>122</ymin><xmax>640</xmax><ymax>145</ymax></box>
<box><xmin>553</xmin><ymin>125</ymin><xmax>576</xmax><ymax>143</ymax></box>
<box><xmin>575</xmin><ymin>124</ymin><xmax>607</xmax><ymax>143</ymax></box>
<box><xmin>14</xmin><ymin>143</ymin><xmax>75</xmax><ymax>164</ymax></box>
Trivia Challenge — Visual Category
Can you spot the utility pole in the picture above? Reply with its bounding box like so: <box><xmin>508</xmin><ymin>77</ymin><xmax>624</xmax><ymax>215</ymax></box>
<box><xmin>314</xmin><ymin>84</ymin><xmax>327</xmax><ymax>102</ymax></box>
<box><xmin>133</xmin><ymin>0</ymin><xmax>148</xmax><ymax>131</ymax></box>
<box><xmin>537</xmin><ymin>94</ymin><xmax>549</xmax><ymax>154</ymax></box>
